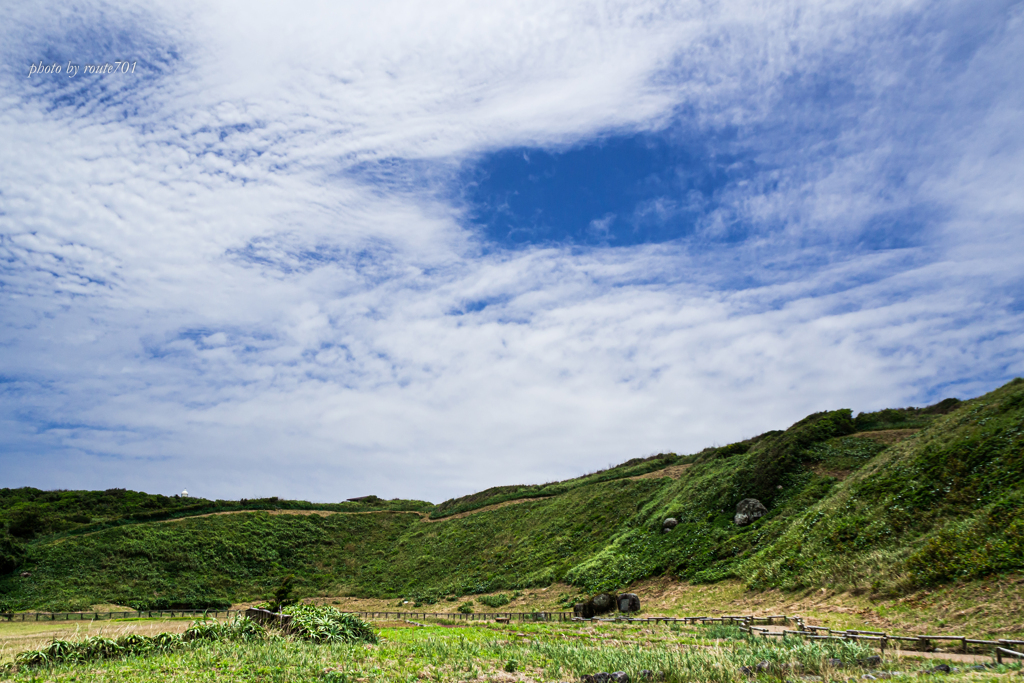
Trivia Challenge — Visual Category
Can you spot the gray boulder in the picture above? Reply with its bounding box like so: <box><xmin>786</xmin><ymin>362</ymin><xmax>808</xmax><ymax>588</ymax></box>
<box><xmin>662</xmin><ymin>517</ymin><xmax>678</xmax><ymax>532</ymax></box>
<box><xmin>617</xmin><ymin>593</ymin><xmax>641</xmax><ymax>613</ymax></box>
<box><xmin>575</xmin><ymin>592</ymin><xmax>618</xmax><ymax>618</ymax></box>
<box><xmin>734</xmin><ymin>498</ymin><xmax>767</xmax><ymax>526</ymax></box>
<box><xmin>610</xmin><ymin>673</ymin><xmax>629</xmax><ymax>683</ymax></box>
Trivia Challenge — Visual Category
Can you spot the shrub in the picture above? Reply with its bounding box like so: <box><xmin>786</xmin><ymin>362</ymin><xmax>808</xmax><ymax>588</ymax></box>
<box><xmin>478</xmin><ymin>594</ymin><xmax>510</xmax><ymax>608</ymax></box>
<box><xmin>285</xmin><ymin>604</ymin><xmax>377</xmax><ymax>644</ymax></box>
<box><xmin>268</xmin><ymin>574</ymin><xmax>296</xmax><ymax>612</ymax></box>
<box><xmin>0</xmin><ymin>529</ymin><xmax>25</xmax><ymax>574</ymax></box>
<box><xmin>457</xmin><ymin>602</ymin><xmax>473</xmax><ymax>613</ymax></box>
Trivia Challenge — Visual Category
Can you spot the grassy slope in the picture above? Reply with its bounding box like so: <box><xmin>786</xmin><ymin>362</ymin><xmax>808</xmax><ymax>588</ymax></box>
<box><xmin>739</xmin><ymin>379</ymin><xmax>1024</xmax><ymax>593</ymax></box>
<box><xmin>1</xmin><ymin>379</ymin><xmax>1021</xmax><ymax>611</ymax></box>
<box><xmin>0</xmin><ymin>490</ymin><xmax>433</xmax><ymax>543</ymax></box>
<box><xmin>0</xmin><ymin>478</ymin><xmax>668</xmax><ymax>610</ymax></box>
<box><xmin>2</xmin><ymin>511</ymin><xmax>424</xmax><ymax>610</ymax></box>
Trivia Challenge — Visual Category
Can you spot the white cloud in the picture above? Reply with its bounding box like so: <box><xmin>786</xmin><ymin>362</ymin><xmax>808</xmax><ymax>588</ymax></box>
<box><xmin>0</xmin><ymin>0</ymin><xmax>1021</xmax><ymax>502</ymax></box>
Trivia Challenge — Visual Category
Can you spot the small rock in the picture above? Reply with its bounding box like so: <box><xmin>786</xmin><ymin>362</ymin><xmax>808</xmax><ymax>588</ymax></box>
<box><xmin>581</xmin><ymin>676</ymin><xmax>595</xmax><ymax>683</ymax></box>
<box><xmin>924</xmin><ymin>665</ymin><xmax>950</xmax><ymax>675</ymax></box>
<box><xmin>662</xmin><ymin>517</ymin><xmax>678</xmax><ymax>530</ymax></box>
<box><xmin>861</xmin><ymin>656</ymin><xmax>882</xmax><ymax>668</ymax></box>
<box><xmin>593</xmin><ymin>673</ymin><xmax>611</xmax><ymax>683</ymax></box>
<box><xmin>863</xmin><ymin>676</ymin><xmax>877</xmax><ymax>680</ymax></box>
<box><xmin>968</xmin><ymin>665</ymin><xmax>986</xmax><ymax>671</ymax></box>
<box><xmin>739</xmin><ymin>666</ymin><xmax>754</xmax><ymax>677</ymax></box>
<box><xmin>757</xmin><ymin>661</ymin><xmax>771</xmax><ymax>672</ymax></box>
<box><xmin>827</xmin><ymin>659</ymin><xmax>844</xmax><ymax>669</ymax></box>
<box><xmin>610</xmin><ymin>672</ymin><xmax>629</xmax><ymax>683</ymax></box>
<box><xmin>20</xmin><ymin>572</ymin><xmax>30</xmax><ymax>578</ymax></box>
<box><xmin>638</xmin><ymin>671</ymin><xmax>654</xmax><ymax>682</ymax></box>
<box><xmin>734</xmin><ymin>499</ymin><xmax>768</xmax><ymax>526</ymax></box>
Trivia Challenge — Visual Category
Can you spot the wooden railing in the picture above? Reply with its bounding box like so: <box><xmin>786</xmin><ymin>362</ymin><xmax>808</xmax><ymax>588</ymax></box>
<box><xmin>0</xmin><ymin>609</ymin><xmax>244</xmax><ymax>622</ymax></box>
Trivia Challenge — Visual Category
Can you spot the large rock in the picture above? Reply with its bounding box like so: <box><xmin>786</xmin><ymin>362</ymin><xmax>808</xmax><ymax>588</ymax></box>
<box><xmin>574</xmin><ymin>593</ymin><xmax>618</xmax><ymax>619</ymax></box>
<box><xmin>617</xmin><ymin>593</ymin><xmax>640</xmax><ymax>613</ymax></box>
<box><xmin>734</xmin><ymin>498</ymin><xmax>767</xmax><ymax>526</ymax></box>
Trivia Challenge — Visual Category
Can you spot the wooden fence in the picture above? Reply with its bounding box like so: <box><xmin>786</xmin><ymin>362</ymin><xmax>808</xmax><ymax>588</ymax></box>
<box><xmin>734</xmin><ymin>617</ymin><xmax>1024</xmax><ymax>657</ymax></box>
<box><xmin>355</xmin><ymin>611</ymin><xmax>574</xmax><ymax>622</ymax></box>
<box><xmin>0</xmin><ymin>609</ymin><xmax>245</xmax><ymax>622</ymax></box>
<box><xmin>0</xmin><ymin>609</ymin><xmax>573</xmax><ymax>624</ymax></box>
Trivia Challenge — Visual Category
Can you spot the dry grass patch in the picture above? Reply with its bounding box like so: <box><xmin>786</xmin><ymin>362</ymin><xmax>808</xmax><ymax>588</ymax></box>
<box><xmin>848</xmin><ymin>429</ymin><xmax>921</xmax><ymax>445</ymax></box>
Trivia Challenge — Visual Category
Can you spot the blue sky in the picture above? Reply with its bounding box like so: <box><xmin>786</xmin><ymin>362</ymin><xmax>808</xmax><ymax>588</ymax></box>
<box><xmin>1</xmin><ymin>0</ymin><xmax>1022</xmax><ymax>503</ymax></box>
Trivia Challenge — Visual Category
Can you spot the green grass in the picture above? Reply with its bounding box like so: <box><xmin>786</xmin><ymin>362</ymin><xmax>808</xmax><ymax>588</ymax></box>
<box><xmin>6</xmin><ymin>620</ymin><xmax>1019</xmax><ymax>683</ymax></box>
<box><xmin>429</xmin><ymin>453</ymin><xmax>684</xmax><ymax>519</ymax></box>
<box><xmin>6</xmin><ymin>620</ymin><xmax>961</xmax><ymax>683</ymax></box>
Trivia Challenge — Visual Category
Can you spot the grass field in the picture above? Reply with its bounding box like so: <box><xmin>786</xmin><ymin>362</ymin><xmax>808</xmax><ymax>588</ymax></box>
<box><xmin>2</xmin><ymin>618</ymin><xmax>1021</xmax><ymax>683</ymax></box>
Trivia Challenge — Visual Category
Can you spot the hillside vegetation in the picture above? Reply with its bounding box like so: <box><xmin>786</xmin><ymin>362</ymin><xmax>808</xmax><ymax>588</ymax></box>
<box><xmin>1</xmin><ymin>379</ymin><xmax>1021</xmax><ymax>611</ymax></box>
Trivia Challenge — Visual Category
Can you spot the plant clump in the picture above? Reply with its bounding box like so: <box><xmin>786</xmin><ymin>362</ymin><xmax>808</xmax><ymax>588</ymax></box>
<box><xmin>285</xmin><ymin>603</ymin><xmax>377</xmax><ymax>644</ymax></box>
<box><xmin>477</xmin><ymin>593</ymin><xmax>511</xmax><ymax>608</ymax></box>
<box><xmin>15</xmin><ymin>616</ymin><xmax>265</xmax><ymax>668</ymax></box>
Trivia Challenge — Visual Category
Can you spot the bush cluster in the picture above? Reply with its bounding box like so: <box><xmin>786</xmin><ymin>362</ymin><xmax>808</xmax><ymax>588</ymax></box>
<box><xmin>285</xmin><ymin>604</ymin><xmax>377</xmax><ymax>644</ymax></box>
<box><xmin>477</xmin><ymin>593</ymin><xmax>511</xmax><ymax>608</ymax></box>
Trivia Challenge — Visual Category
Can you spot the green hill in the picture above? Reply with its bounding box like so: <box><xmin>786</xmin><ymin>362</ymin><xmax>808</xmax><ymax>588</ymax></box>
<box><xmin>1</xmin><ymin>379</ymin><xmax>1022</xmax><ymax>612</ymax></box>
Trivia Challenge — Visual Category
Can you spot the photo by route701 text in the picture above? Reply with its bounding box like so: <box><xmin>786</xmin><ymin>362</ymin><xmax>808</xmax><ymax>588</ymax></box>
<box><xmin>27</xmin><ymin>60</ymin><xmax>138</xmax><ymax>78</ymax></box>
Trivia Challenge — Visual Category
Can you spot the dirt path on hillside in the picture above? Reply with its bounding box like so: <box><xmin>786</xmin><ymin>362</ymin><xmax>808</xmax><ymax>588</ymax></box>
<box><xmin>55</xmin><ymin>462</ymin><xmax>695</xmax><ymax>539</ymax></box>
<box><xmin>425</xmin><ymin>463</ymin><xmax>691</xmax><ymax>521</ymax></box>
<box><xmin>422</xmin><ymin>498</ymin><xmax>552</xmax><ymax>522</ymax></box>
<box><xmin>160</xmin><ymin>509</ymin><xmax>428</xmax><ymax>523</ymax></box>
<box><xmin>849</xmin><ymin>429</ymin><xmax>921</xmax><ymax>444</ymax></box>
<box><xmin>630</xmin><ymin>463</ymin><xmax>692</xmax><ymax>480</ymax></box>
<box><xmin>57</xmin><ymin>509</ymin><xmax>428</xmax><ymax>540</ymax></box>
